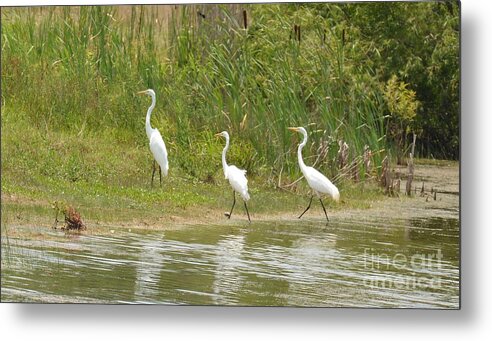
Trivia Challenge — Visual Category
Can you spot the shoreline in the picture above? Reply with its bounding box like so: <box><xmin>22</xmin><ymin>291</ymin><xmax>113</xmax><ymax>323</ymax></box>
<box><xmin>1</xmin><ymin>162</ymin><xmax>459</xmax><ymax>240</ymax></box>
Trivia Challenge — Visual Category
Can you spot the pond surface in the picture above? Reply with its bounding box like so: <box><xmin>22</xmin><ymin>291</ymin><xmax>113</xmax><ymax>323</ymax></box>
<box><xmin>1</xmin><ymin>215</ymin><xmax>459</xmax><ymax>308</ymax></box>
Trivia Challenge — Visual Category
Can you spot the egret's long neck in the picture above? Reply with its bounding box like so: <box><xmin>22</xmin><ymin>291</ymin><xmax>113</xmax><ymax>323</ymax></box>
<box><xmin>145</xmin><ymin>93</ymin><xmax>156</xmax><ymax>139</ymax></box>
<box><xmin>222</xmin><ymin>136</ymin><xmax>230</xmax><ymax>177</ymax></box>
<box><xmin>297</xmin><ymin>132</ymin><xmax>308</xmax><ymax>175</ymax></box>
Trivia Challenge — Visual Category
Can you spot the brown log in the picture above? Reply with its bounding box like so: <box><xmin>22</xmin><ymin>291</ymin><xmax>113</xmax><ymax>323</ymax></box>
<box><xmin>406</xmin><ymin>153</ymin><xmax>414</xmax><ymax>196</ymax></box>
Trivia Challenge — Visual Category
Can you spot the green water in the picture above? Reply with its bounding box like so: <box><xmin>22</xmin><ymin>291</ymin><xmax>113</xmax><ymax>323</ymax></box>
<box><xmin>1</xmin><ymin>216</ymin><xmax>459</xmax><ymax>307</ymax></box>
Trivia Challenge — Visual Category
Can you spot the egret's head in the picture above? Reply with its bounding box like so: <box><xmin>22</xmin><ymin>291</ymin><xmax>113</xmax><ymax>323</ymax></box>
<box><xmin>214</xmin><ymin>131</ymin><xmax>229</xmax><ymax>139</ymax></box>
<box><xmin>288</xmin><ymin>126</ymin><xmax>307</xmax><ymax>136</ymax></box>
<box><xmin>136</xmin><ymin>89</ymin><xmax>155</xmax><ymax>97</ymax></box>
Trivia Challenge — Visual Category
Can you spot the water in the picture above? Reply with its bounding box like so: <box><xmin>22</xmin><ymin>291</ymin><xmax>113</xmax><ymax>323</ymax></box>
<box><xmin>1</xmin><ymin>216</ymin><xmax>459</xmax><ymax>307</ymax></box>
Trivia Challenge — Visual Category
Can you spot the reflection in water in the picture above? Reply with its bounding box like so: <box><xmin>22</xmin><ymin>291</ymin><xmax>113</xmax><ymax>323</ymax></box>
<box><xmin>212</xmin><ymin>234</ymin><xmax>245</xmax><ymax>305</ymax></box>
<box><xmin>1</xmin><ymin>216</ymin><xmax>460</xmax><ymax>308</ymax></box>
<box><xmin>285</xmin><ymin>234</ymin><xmax>338</xmax><ymax>306</ymax></box>
<box><xmin>133</xmin><ymin>236</ymin><xmax>167</xmax><ymax>304</ymax></box>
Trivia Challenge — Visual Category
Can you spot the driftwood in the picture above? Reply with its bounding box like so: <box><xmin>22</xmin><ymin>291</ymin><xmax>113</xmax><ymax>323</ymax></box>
<box><xmin>63</xmin><ymin>206</ymin><xmax>85</xmax><ymax>230</ymax></box>
<box><xmin>375</xmin><ymin>131</ymin><xmax>442</xmax><ymax>202</ymax></box>
<box><xmin>52</xmin><ymin>202</ymin><xmax>86</xmax><ymax>231</ymax></box>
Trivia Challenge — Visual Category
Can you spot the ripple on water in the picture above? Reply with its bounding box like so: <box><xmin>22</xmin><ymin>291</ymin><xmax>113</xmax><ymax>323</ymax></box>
<box><xmin>1</xmin><ymin>216</ymin><xmax>459</xmax><ymax>308</ymax></box>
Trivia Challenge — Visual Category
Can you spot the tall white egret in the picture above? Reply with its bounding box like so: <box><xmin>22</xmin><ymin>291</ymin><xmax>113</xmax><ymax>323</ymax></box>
<box><xmin>288</xmin><ymin>127</ymin><xmax>340</xmax><ymax>221</ymax></box>
<box><xmin>137</xmin><ymin>89</ymin><xmax>168</xmax><ymax>187</ymax></box>
<box><xmin>215</xmin><ymin>131</ymin><xmax>251</xmax><ymax>223</ymax></box>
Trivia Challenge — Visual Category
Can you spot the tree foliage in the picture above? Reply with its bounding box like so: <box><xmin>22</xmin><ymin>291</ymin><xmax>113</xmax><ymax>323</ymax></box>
<box><xmin>337</xmin><ymin>1</ymin><xmax>460</xmax><ymax>158</ymax></box>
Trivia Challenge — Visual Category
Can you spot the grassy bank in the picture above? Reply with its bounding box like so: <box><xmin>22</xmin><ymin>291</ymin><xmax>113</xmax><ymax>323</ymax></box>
<box><xmin>1</xmin><ymin>104</ymin><xmax>384</xmax><ymax>229</ymax></box>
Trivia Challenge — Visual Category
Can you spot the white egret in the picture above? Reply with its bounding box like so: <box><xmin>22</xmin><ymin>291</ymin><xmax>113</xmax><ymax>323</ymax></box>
<box><xmin>215</xmin><ymin>131</ymin><xmax>251</xmax><ymax>223</ymax></box>
<box><xmin>288</xmin><ymin>127</ymin><xmax>340</xmax><ymax>221</ymax></box>
<box><xmin>137</xmin><ymin>89</ymin><xmax>168</xmax><ymax>186</ymax></box>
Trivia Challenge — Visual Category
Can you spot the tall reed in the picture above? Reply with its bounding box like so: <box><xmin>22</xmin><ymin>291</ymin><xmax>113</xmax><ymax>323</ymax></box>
<box><xmin>2</xmin><ymin>4</ymin><xmax>388</xmax><ymax>185</ymax></box>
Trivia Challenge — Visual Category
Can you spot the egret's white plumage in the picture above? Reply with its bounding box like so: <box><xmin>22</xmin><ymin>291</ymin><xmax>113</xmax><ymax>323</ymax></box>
<box><xmin>224</xmin><ymin>165</ymin><xmax>250</xmax><ymax>201</ymax></box>
<box><xmin>216</xmin><ymin>131</ymin><xmax>251</xmax><ymax>222</ymax></box>
<box><xmin>289</xmin><ymin>126</ymin><xmax>339</xmax><ymax>221</ymax></box>
<box><xmin>138</xmin><ymin>89</ymin><xmax>168</xmax><ymax>183</ymax></box>
<box><xmin>149</xmin><ymin>131</ymin><xmax>168</xmax><ymax>177</ymax></box>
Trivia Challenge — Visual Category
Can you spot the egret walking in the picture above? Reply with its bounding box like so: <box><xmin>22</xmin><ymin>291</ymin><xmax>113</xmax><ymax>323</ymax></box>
<box><xmin>137</xmin><ymin>89</ymin><xmax>168</xmax><ymax>186</ymax></box>
<box><xmin>215</xmin><ymin>131</ymin><xmax>251</xmax><ymax>223</ymax></box>
<box><xmin>288</xmin><ymin>127</ymin><xmax>339</xmax><ymax>221</ymax></box>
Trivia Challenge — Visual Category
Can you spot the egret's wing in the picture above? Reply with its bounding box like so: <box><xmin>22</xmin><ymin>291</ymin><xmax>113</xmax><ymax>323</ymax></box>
<box><xmin>228</xmin><ymin>165</ymin><xmax>247</xmax><ymax>176</ymax></box>
<box><xmin>305</xmin><ymin>166</ymin><xmax>339</xmax><ymax>200</ymax></box>
<box><xmin>227</xmin><ymin>165</ymin><xmax>250</xmax><ymax>201</ymax></box>
<box><xmin>149</xmin><ymin>129</ymin><xmax>169</xmax><ymax>176</ymax></box>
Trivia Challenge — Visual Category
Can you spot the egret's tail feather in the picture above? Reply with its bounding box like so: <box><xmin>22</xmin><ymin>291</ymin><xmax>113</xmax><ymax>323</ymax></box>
<box><xmin>333</xmin><ymin>189</ymin><xmax>340</xmax><ymax>202</ymax></box>
<box><xmin>242</xmin><ymin>191</ymin><xmax>250</xmax><ymax>201</ymax></box>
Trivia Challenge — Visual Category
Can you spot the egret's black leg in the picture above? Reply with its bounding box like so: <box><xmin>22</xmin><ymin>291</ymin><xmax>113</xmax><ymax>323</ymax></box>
<box><xmin>244</xmin><ymin>202</ymin><xmax>251</xmax><ymax>223</ymax></box>
<box><xmin>159</xmin><ymin>166</ymin><xmax>162</xmax><ymax>185</ymax></box>
<box><xmin>298</xmin><ymin>195</ymin><xmax>313</xmax><ymax>219</ymax></box>
<box><xmin>319</xmin><ymin>198</ymin><xmax>329</xmax><ymax>222</ymax></box>
<box><xmin>225</xmin><ymin>191</ymin><xmax>236</xmax><ymax>219</ymax></box>
<box><xmin>151</xmin><ymin>160</ymin><xmax>156</xmax><ymax>187</ymax></box>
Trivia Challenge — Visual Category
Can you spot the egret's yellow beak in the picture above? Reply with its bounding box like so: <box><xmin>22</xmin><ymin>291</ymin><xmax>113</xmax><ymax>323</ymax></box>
<box><xmin>136</xmin><ymin>90</ymin><xmax>146</xmax><ymax>95</ymax></box>
<box><xmin>288</xmin><ymin>127</ymin><xmax>299</xmax><ymax>132</ymax></box>
<box><xmin>214</xmin><ymin>133</ymin><xmax>222</xmax><ymax>137</ymax></box>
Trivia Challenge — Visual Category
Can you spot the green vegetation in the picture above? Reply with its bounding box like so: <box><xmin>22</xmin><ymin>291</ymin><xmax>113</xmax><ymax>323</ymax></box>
<box><xmin>2</xmin><ymin>104</ymin><xmax>385</xmax><ymax>227</ymax></box>
<box><xmin>383</xmin><ymin>74</ymin><xmax>419</xmax><ymax>163</ymax></box>
<box><xmin>340</xmin><ymin>2</ymin><xmax>460</xmax><ymax>158</ymax></box>
<box><xmin>1</xmin><ymin>3</ymin><xmax>459</xmax><ymax>226</ymax></box>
